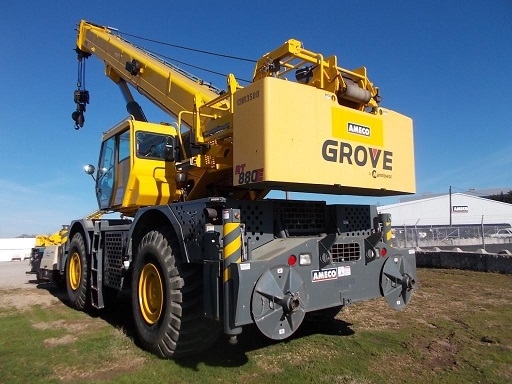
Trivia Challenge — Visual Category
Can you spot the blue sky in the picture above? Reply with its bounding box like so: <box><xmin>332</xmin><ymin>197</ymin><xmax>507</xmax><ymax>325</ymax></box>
<box><xmin>0</xmin><ymin>1</ymin><xmax>511</xmax><ymax>237</ymax></box>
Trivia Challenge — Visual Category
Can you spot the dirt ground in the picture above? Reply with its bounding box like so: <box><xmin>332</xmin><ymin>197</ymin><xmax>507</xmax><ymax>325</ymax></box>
<box><xmin>0</xmin><ymin>260</ymin><xmax>38</xmax><ymax>290</ymax></box>
<box><xmin>0</xmin><ymin>260</ymin><xmax>62</xmax><ymax>310</ymax></box>
<box><xmin>1</xmin><ymin>260</ymin><xmax>511</xmax><ymax>382</ymax></box>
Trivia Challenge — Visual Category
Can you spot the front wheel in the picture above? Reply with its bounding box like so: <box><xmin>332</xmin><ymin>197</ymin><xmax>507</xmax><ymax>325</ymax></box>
<box><xmin>66</xmin><ymin>232</ymin><xmax>90</xmax><ymax>310</ymax></box>
<box><xmin>131</xmin><ymin>228</ymin><xmax>221</xmax><ymax>358</ymax></box>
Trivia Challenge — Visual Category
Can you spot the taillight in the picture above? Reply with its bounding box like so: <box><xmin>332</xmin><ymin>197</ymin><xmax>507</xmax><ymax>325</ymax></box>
<box><xmin>288</xmin><ymin>254</ymin><xmax>297</xmax><ymax>266</ymax></box>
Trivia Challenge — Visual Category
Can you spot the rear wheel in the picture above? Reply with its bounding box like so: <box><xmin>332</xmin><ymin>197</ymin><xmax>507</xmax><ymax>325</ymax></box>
<box><xmin>132</xmin><ymin>228</ymin><xmax>221</xmax><ymax>358</ymax></box>
<box><xmin>66</xmin><ymin>233</ymin><xmax>90</xmax><ymax>310</ymax></box>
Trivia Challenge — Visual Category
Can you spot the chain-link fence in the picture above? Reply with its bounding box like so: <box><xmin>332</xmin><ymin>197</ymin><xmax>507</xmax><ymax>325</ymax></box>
<box><xmin>391</xmin><ymin>224</ymin><xmax>512</xmax><ymax>248</ymax></box>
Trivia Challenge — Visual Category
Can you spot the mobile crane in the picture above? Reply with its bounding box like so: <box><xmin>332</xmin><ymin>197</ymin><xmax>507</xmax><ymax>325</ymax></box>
<box><xmin>27</xmin><ymin>210</ymin><xmax>103</xmax><ymax>283</ymax></box>
<box><xmin>64</xmin><ymin>20</ymin><xmax>417</xmax><ymax>358</ymax></box>
<box><xmin>27</xmin><ymin>225</ymin><xmax>69</xmax><ymax>283</ymax></box>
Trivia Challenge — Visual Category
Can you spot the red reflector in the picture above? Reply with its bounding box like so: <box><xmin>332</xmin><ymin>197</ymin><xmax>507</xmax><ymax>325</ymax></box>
<box><xmin>288</xmin><ymin>254</ymin><xmax>297</xmax><ymax>266</ymax></box>
<box><xmin>380</xmin><ymin>248</ymin><xmax>387</xmax><ymax>257</ymax></box>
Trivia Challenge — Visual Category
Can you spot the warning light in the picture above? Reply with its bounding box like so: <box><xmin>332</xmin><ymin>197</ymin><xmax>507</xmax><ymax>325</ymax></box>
<box><xmin>288</xmin><ymin>254</ymin><xmax>297</xmax><ymax>266</ymax></box>
<box><xmin>380</xmin><ymin>248</ymin><xmax>388</xmax><ymax>257</ymax></box>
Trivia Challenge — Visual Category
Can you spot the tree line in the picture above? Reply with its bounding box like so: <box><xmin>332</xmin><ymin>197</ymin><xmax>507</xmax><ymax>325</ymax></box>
<box><xmin>489</xmin><ymin>191</ymin><xmax>512</xmax><ymax>204</ymax></box>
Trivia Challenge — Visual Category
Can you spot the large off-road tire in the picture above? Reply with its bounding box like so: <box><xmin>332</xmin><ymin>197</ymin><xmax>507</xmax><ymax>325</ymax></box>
<box><xmin>66</xmin><ymin>232</ymin><xmax>90</xmax><ymax>310</ymax></box>
<box><xmin>132</xmin><ymin>228</ymin><xmax>221</xmax><ymax>358</ymax></box>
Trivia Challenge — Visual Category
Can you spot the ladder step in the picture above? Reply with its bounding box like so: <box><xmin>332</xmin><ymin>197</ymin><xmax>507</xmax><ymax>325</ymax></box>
<box><xmin>90</xmin><ymin>229</ymin><xmax>104</xmax><ymax>309</ymax></box>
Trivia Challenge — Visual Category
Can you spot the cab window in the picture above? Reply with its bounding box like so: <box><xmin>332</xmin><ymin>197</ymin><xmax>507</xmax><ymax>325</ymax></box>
<box><xmin>119</xmin><ymin>130</ymin><xmax>130</xmax><ymax>162</ymax></box>
<box><xmin>136</xmin><ymin>131</ymin><xmax>174</xmax><ymax>161</ymax></box>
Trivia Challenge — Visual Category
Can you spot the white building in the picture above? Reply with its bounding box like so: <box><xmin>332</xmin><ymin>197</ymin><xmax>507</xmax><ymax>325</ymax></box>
<box><xmin>0</xmin><ymin>238</ymin><xmax>35</xmax><ymax>262</ymax></box>
<box><xmin>378</xmin><ymin>192</ymin><xmax>512</xmax><ymax>228</ymax></box>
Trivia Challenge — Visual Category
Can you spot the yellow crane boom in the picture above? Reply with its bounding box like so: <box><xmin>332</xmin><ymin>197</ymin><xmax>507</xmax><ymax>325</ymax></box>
<box><xmin>74</xmin><ymin>20</ymin><xmax>227</xmax><ymax>129</ymax></box>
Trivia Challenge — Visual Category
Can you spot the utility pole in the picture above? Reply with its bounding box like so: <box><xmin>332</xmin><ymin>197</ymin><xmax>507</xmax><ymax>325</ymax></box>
<box><xmin>414</xmin><ymin>219</ymin><xmax>420</xmax><ymax>248</ymax></box>
<box><xmin>449</xmin><ymin>186</ymin><xmax>452</xmax><ymax>226</ymax></box>
<box><xmin>481</xmin><ymin>215</ymin><xmax>485</xmax><ymax>250</ymax></box>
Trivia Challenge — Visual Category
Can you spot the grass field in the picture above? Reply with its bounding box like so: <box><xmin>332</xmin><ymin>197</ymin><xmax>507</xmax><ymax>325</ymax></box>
<box><xmin>0</xmin><ymin>268</ymin><xmax>511</xmax><ymax>383</ymax></box>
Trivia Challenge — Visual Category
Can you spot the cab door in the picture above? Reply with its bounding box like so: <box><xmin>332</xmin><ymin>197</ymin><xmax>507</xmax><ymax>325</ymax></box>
<box><xmin>96</xmin><ymin>129</ymin><xmax>131</xmax><ymax>210</ymax></box>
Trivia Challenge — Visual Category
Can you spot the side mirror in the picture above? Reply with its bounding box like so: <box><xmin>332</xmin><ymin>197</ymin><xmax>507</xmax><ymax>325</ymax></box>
<box><xmin>84</xmin><ymin>164</ymin><xmax>96</xmax><ymax>181</ymax></box>
<box><xmin>84</xmin><ymin>164</ymin><xmax>95</xmax><ymax>175</ymax></box>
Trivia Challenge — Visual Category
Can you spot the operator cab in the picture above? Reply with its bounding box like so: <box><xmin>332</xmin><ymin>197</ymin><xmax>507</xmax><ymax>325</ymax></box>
<box><xmin>86</xmin><ymin>118</ymin><xmax>180</xmax><ymax>216</ymax></box>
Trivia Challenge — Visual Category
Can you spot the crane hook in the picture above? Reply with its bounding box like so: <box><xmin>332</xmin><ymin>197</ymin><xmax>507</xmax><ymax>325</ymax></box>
<box><xmin>72</xmin><ymin>89</ymin><xmax>89</xmax><ymax>129</ymax></box>
<box><xmin>72</xmin><ymin>110</ymin><xmax>85</xmax><ymax>130</ymax></box>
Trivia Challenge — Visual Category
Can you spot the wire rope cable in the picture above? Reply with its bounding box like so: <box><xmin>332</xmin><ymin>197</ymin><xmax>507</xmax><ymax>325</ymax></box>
<box><xmin>112</xmin><ymin>28</ymin><xmax>255</xmax><ymax>84</ymax></box>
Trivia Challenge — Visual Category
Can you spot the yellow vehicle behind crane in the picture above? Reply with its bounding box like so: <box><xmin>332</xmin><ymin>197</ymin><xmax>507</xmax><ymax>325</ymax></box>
<box><xmin>27</xmin><ymin>225</ymin><xmax>69</xmax><ymax>283</ymax></box>
<box><xmin>27</xmin><ymin>210</ymin><xmax>103</xmax><ymax>283</ymax></box>
<box><xmin>60</xmin><ymin>20</ymin><xmax>417</xmax><ymax>358</ymax></box>
<box><xmin>35</xmin><ymin>225</ymin><xmax>69</xmax><ymax>247</ymax></box>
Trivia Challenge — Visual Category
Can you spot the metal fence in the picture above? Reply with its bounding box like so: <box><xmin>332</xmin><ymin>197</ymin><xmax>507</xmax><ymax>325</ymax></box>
<box><xmin>391</xmin><ymin>224</ymin><xmax>512</xmax><ymax>248</ymax></box>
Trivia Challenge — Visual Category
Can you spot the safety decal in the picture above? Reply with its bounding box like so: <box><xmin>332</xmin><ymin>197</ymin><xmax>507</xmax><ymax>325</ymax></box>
<box><xmin>337</xmin><ymin>265</ymin><xmax>351</xmax><ymax>277</ymax></box>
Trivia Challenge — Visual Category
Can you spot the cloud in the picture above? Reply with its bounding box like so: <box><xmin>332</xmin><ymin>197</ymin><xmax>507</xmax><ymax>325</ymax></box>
<box><xmin>0</xmin><ymin>179</ymin><xmax>35</xmax><ymax>195</ymax></box>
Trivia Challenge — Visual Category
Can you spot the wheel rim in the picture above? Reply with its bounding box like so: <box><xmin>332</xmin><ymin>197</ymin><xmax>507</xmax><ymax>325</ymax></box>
<box><xmin>69</xmin><ymin>252</ymin><xmax>81</xmax><ymax>291</ymax></box>
<box><xmin>138</xmin><ymin>263</ymin><xmax>164</xmax><ymax>325</ymax></box>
